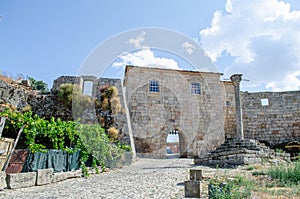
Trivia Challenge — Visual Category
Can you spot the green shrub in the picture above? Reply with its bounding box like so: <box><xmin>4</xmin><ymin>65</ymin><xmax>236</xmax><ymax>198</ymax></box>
<box><xmin>0</xmin><ymin>108</ymin><xmax>130</xmax><ymax>175</ymax></box>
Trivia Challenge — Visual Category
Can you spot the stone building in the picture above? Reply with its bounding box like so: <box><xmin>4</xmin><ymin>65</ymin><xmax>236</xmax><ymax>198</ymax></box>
<box><xmin>124</xmin><ymin>66</ymin><xmax>228</xmax><ymax>158</ymax></box>
<box><xmin>1</xmin><ymin>65</ymin><xmax>299</xmax><ymax>159</ymax></box>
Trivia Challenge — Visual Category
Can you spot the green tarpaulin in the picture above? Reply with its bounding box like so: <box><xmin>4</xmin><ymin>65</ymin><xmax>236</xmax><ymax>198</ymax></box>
<box><xmin>22</xmin><ymin>149</ymin><xmax>80</xmax><ymax>173</ymax></box>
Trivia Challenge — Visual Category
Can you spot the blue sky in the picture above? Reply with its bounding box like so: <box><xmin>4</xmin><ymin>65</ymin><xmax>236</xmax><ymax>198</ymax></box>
<box><xmin>1</xmin><ymin>0</ymin><xmax>300</xmax><ymax>91</ymax></box>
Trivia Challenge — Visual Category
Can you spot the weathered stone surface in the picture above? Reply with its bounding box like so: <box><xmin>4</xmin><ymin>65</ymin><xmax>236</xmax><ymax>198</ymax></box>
<box><xmin>6</xmin><ymin>172</ymin><xmax>36</xmax><ymax>189</ymax></box>
<box><xmin>51</xmin><ymin>171</ymin><xmax>74</xmax><ymax>183</ymax></box>
<box><xmin>190</xmin><ymin>169</ymin><xmax>202</xmax><ymax>181</ymax></box>
<box><xmin>36</xmin><ymin>168</ymin><xmax>53</xmax><ymax>186</ymax></box>
<box><xmin>195</xmin><ymin>139</ymin><xmax>290</xmax><ymax>167</ymax></box>
<box><xmin>125</xmin><ymin>66</ymin><xmax>226</xmax><ymax>158</ymax></box>
<box><xmin>242</xmin><ymin>91</ymin><xmax>300</xmax><ymax>146</ymax></box>
<box><xmin>0</xmin><ymin>171</ymin><xmax>6</xmax><ymax>190</ymax></box>
<box><xmin>184</xmin><ymin>180</ymin><xmax>202</xmax><ymax>198</ymax></box>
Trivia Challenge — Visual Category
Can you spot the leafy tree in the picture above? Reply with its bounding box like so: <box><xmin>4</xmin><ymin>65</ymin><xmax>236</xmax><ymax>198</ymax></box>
<box><xmin>28</xmin><ymin>76</ymin><xmax>48</xmax><ymax>91</ymax></box>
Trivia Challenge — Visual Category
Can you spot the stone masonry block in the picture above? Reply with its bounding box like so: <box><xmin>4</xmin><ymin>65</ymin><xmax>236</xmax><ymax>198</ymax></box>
<box><xmin>36</xmin><ymin>168</ymin><xmax>53</xmax><ymax>186</ymax></box>
<box><xmin>6</xmin><ymin>172</ymin><xmax>36</xmax><ymax>189</ymax></box>
<box><xmin>184</xmin><ymin>180</ymin><xmax>202</xmax><ymax>198</ymax></box>
<box><xmin>189</xmin><ymin>169</ymin><xmax>202</xmax><ymax>181</ymax></box>
<box><xmin>51</xmin><ymin>171</ymin><xmax>75</xmax><ymax>183</ymax></box>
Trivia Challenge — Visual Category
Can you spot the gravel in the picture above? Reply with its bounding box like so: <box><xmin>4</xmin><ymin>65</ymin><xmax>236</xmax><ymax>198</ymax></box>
<box><xmin>0</xmin><ymin>158</ymin><xmax>198</xmax><ymax>199</ymax></box>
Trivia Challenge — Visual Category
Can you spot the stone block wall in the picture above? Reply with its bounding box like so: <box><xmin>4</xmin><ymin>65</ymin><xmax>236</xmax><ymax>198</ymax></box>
<box><xmin>51</xmin><ymin>76</ymin><xmax>82</xmax><ymax>92</ymax></box>
<box><xmin>124</xmin><ymin>66</ymin><xmax>226</xmax><ymax>158</ymax></box>
<box><xmin>241</xmin><ymin>91</ymin><xmax>300</xmax><ymax>146</ymax></box>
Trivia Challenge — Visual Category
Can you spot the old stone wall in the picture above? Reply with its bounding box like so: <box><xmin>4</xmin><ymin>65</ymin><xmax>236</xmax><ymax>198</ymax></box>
<box><xmin>95</xmin><ymin>78</ymin><xmax>132</xmax><ymax>145</ymax></box>
<box><xmin>124</xmin><ymin>66</ymin><xmax>226</xmax><ymax>158</ymax></box>
<box><xmin>0</xmin><ymin>76</ymin><xmax>133</xmax><ymax>149</ymax></box>
<box><xmin>241</xmin><ymin>91</ymin><xmax>300</xmax><ymax>146</ymax></box>
<box><xmin>50</xmin><ymin>76</ymin><xmax>133</xmax><ymax>147</ymax></box>
<box><xmin>0</xmin><ymin>80</ymin><xmax>32</xmax><ymax>109</ymax></box>
<box><xmin>51</xmin><ymin>76</ymin><xmax>82</xmax><ymax>92</ymax></box>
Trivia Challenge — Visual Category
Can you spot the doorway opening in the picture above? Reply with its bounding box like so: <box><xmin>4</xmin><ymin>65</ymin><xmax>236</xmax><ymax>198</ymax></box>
<box><xmin>166</xmin><ymin>129</ymin><xmax>180</xmax><ymax>158</ymax></box>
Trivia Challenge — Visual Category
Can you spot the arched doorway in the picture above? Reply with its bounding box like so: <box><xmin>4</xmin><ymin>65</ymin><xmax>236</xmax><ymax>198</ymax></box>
<box><xmin>165</xmin><ymin>129</ymin><xmax>180</xmax><ymax>158</ymax></box>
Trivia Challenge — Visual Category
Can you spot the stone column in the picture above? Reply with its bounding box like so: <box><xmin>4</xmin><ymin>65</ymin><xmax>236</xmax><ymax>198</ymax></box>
<box><xmin>230</xmin><ymin>74</ymin><xmax>244</xmax><ymax>140</ymax></box>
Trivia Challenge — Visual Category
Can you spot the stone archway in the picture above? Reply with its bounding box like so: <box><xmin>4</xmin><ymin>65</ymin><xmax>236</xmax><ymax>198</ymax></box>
<box><xmin>164</xmin><ymin>129</ymin><xmax>187</xmax><ymax>158</ymax></box>
<box><xmin>129</xmin><ymin>83</ymin><xmax>182</xmax><ymax>158</ymax></box>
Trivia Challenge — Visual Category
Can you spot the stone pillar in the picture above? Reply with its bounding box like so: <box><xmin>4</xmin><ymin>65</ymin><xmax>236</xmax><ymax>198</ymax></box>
<box><xmin>184</xmin><ymin>169</ymin><xmax>203</xmax><ymax>198</ymax></box>
<box><xmin>230</xmin><ymin>74</ymin><xmax>244</xmax><ymax>140</ymax></box>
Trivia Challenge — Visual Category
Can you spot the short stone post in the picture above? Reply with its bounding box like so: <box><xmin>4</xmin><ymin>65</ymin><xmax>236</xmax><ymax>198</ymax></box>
<box><xmin>184</xmin><ymin>169</ymin><xmax>202</xmax><ymax>198</ymax></box>
<box><xmin>230</xmin><ymin>74</ymin><xmax>244</xmax><ymax>140</ymax></box>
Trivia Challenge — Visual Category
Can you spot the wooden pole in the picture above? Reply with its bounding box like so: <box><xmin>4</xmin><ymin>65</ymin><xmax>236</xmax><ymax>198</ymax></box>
<box><xmin>2</xmin><ymin>126</ymin><xmax>24</xmax><ymax>172</ymax></box>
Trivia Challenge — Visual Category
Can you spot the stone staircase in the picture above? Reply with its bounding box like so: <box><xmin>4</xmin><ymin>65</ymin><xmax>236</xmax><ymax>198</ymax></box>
<box><xmin>194</xmin><ymin>139</ymin><xmax>290</xmax><ymax>167</ymax></box>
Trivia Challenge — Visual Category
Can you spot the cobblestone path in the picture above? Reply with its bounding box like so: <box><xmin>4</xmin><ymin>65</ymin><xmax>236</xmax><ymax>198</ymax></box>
<box><xmin>0</xmin><ymin>158</ymin><xmax>197</xmax><ymax>199</ymax></box>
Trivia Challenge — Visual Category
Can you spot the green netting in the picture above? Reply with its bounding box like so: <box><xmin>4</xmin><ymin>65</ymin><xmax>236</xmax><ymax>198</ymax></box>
<box><xmin>22</xmin><ymin>149</ymin><xmax>80</xmax><ymax>173</ymax></box>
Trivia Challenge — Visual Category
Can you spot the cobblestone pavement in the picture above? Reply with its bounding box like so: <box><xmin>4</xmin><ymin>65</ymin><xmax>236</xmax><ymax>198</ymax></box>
<box><xmin>0</xmin><ymin>158</ymin><xmax>202</xmax><ymax>199</ymax></box>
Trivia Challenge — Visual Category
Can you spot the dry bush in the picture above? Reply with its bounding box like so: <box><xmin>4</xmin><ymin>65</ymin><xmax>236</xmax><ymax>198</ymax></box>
<box><xmin>110</xmin><ymin>96</ymin><xmax>121</xmax><ymax>114</ymax></box>
<box><xmin>108</xmin><ymin>127</ymin><xmax>119</xmax><ymax>141</ymax></box>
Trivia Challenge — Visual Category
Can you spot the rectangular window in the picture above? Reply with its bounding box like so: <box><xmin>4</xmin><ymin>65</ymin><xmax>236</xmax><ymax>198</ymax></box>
<box><xmin>149</xmin><ymin>80</ymin><xmax>159</xmax><ymax>93</ymax></box>
<box><xmin>191</xmin><ymin>82</ymin><xmax>201</xmax><ymax>95</ymax></box>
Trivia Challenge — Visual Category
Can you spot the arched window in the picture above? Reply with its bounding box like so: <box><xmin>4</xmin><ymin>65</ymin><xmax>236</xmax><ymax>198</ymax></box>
<box><xmin>149</xmin><ymin>80</ymin><xmax>159</xmax><ymax>93</ymax></box>
<box><xmin>191</xmin><ymin>82</ymin><xmax>201</xmax><ymax>95</ymax></box>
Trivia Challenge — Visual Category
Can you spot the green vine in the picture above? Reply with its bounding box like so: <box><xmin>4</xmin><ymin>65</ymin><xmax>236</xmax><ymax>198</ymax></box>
<box><xmin>0</xmin><ymin>108</ymin><xmax>130</xmax><ymax>175</ymax></box>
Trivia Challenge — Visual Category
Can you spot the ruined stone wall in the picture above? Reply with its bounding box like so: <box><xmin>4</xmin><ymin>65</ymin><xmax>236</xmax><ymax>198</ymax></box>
<box><xmin>28</xmin><ymin>94</ymin><xmax>73</xmax><ymax>121</ymax></box>
<box><xmin>50</xmin><ymin>76</ymin><xmax>133</xmax><ymax>146</ymax></box>
<box><xmin>0</xmin><ymin>75</ymin><xmax>133</xmax><ymax>148</ymax></box>
<box><xmin>52</xmin><ymin>76</ymin><xmax>82</xmax><ymax>92</ymax></box>
<box><xmin>0</xmin><ymin>80</ymin><xmax>32</xmax><ymax>109</ymax></box>
<box><xmin>124</xmin><ymin>66</ymin><xmax>226</xmax><ymax>158</ymax></box>
<box><xmin>95</xmin><ymin>78</ymin><xmax>132</xmax><ymax>145</ymax></box>
<box><xmin>241</xmin><ymin>91</ymin><xmax>300</xmax><ymax>146</ymax></box>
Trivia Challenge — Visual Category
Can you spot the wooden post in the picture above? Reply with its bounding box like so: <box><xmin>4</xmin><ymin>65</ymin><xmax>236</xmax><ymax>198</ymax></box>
<box><xmin>0</xmin><ymin>117</ymin><xmax>6</xmax><ymax>138</ymax></box>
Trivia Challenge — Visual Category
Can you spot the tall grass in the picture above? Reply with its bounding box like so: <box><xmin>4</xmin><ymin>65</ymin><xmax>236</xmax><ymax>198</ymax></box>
<box><xmin>209</xmin><ymin>175</ymin><xmax>253</xmax><ymax>199</ymax></box>
<box><xmin>267</xmin><ymin>160</ymin><xmax>300</xmax><ymax>186</ymax></box>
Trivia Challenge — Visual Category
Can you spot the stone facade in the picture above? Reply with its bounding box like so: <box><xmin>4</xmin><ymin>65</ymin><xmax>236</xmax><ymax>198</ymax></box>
<box><xmin>124</xmin><ymin>66</ymin><xmax>226</xmax><ymax>158</ymax></box>
<box><xmin>241</xmin><ymin>91</ymin><xmax>300</xmax><ymax>147</ymax></box>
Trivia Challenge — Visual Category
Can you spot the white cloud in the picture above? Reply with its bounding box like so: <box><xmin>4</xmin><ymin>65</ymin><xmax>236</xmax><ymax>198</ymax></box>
<box><xmin>182</xmin><ymin>41</ymin><xmax>196</xmax><ymax>55</ymax></box>
<box><xmin>200</xmin><ymin>0</ymin><xmax>300</xmax><ymax>91</ymax></box>
<box><xmin>128</xmin><ymin>31</ymin><xmax>146</xmax><ymax>48</ymax></box>
<box><xmin>112</xmin><ymin>47</ymin><xmax>180</xmax><ymax>70</ymax></box>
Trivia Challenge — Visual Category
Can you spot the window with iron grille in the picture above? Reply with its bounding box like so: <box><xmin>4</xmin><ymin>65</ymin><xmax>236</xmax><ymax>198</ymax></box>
<box><xmin>149</xmin><ymin>80</ymin><xmax>159</xmax><ymax>93</ymax></box>
<box><xmin>191</xmin><ymin>82</ymin><xmax>201</xmax><ymax>95</ymax></box>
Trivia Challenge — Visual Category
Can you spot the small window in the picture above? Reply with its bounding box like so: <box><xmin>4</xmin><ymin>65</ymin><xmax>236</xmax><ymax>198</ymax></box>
<box><xmin>149</xmin><ymin>80</ymin><xmax>159</xmax><ymax>93</ymax></box>
<box><xmin>261</xmin><ymin>98</ymin><xmax>269</xmax><ymax>106</ymax></box>
<box><xmin>191</xmin><ymin>82</ymin><xmax>201</xmax><ymax>95</ymax></box>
